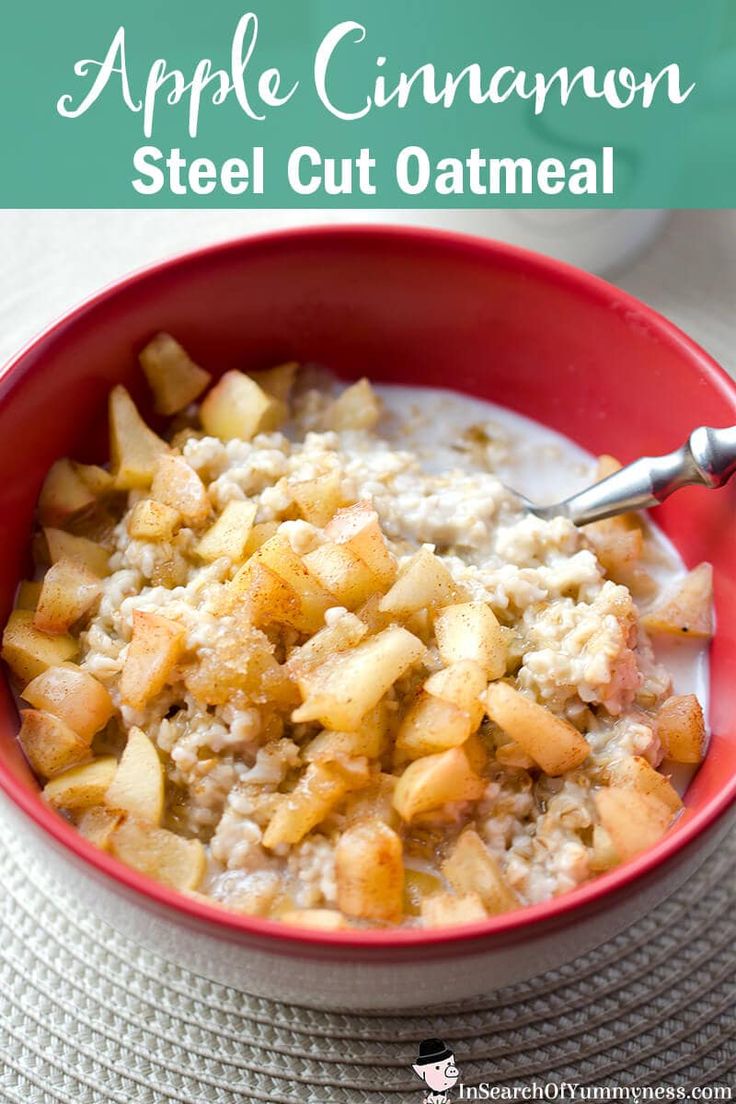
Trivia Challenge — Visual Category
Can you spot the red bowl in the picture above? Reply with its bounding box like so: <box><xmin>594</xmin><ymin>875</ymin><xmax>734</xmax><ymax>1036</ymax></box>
<box><xmin>1</xmin><ymin>225</ymin><xmax>734</xmax><ymax>1009</ymax></box>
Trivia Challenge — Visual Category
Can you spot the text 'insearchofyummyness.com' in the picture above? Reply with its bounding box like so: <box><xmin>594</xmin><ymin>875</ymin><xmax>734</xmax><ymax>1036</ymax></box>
<box><xmin>455</xmin><ymin>1084</ymin><xmax>733</xmax><ymax>1100</ymax></box>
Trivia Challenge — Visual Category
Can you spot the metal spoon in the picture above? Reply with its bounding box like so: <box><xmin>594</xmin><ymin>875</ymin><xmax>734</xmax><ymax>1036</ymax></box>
<box><xmin>514</xmin><ymin>426</ymin><xmax>736</xmax><ymax>526</ymax></box>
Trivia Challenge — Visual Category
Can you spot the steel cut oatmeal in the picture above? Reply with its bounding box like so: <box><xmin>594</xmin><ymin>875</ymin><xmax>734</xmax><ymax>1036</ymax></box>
<box><xmin>1</xmin><ymin>335</ymin><xmax>713</xmax><ymax>930</ymax></box>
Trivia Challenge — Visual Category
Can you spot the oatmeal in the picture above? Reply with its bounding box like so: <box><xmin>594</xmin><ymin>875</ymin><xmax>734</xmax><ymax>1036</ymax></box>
<box><xmin>1</xmin><ymin>334</ymin><xmax>713</xmax><ymax>929</ymax></box>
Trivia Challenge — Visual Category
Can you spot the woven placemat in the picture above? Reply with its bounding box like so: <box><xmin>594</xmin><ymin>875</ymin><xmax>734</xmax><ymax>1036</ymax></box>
<box><xmin>0</xmin><ymin>795</ymin><xmax>733</xmax><ymax>1104</ymax></box>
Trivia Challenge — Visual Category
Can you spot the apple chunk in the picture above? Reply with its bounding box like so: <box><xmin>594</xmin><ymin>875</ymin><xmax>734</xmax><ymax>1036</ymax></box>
<box><xmin>109</xmin><ymin>818</ymin><xmax>205</xmax><ymax>890</ymax></box>
<box><xmin>33</xmin><ymin>559</ymin><xmax>101</xmax><ymax>634</ymax></box>
<box><xmin>249</xmin><ymin>533</ymin><xmax>337</xmax><ymax>633</ymax></box>
<box><xmin>120</xmin><ymin>610</ymin><xmax>186</xmax><ymax>710</ymax></box>
<box><xmin>442</xmin><ymin>829</ymin><xmax>519</xmax><ymax>914</ymax></box>
<box><xmin>109</xmin><ymin>385</ymin><xmax>169</xmax><ymax>490</ymax></box>
<box><xmin>22</xmin><ymin>662</ymin><xmax>114</xmax><ymax>743</ymax></box>
<box><xmin>38</xmin><ymin>458</ymin><xmax>97</xmax><ymax>528</ymax></box>
<box><xmin>654</xmin><ymin>694</ymin><xmax>707</xmax><ymax>764</ymax></box>
<box><xmin>335</xmin><ymin>819</ymin><xmax>404</xmax><ymax>923</ymax></box>
<box><xmin>395</xmin><ymin>694</ymin><xmax>472</xmax><ymax>761</ymax></box>
<box><xmin>293</xmin><ymin>626</ymin><xmax>425</xmax><ymax>731</ymax></box>
<box><xmin>322</xmin><ymin>378</ymin><xmax>381</xmax><ymax>431</ymax></box>
<box><xmin>421</xmin><ymin>891</ymin><xmax>487</xmax><ymax>927</ymax></box>
<box><xmin>641</xmin><ymin>563</ymin><xmax>713</xmax><ymax>638</ymax></box>
<box><xmin>606</xmin><ymin>756</ymin><xmax>683</xmax><ymax>815</ymax></box>
<box><xmin>18</xmin><ymin>708</ymin><xmax>91</xmax><ymax>778</ymax></box>
<box><xmin>44</xmin><ymin>528</ymin><xmax>110</xmax><ymax>577</ymax></box>
<box><xmin>424</xmin><ymin>660</ymin><xmax>487</xmax><ymax>730</ymax></box>
<box><xmin>151</xmin><ymin>453</ymin><xmax>211</xmax><ymax>528</ymax></box>
<box><xmin>43</xmin><ymin>756</ymin><xmax>118</xmax><ymax>810</ymax></box>
<box><xmin>484</xmin><ymin>682</ymin><xmax>590</xmax><ymax>776</ymax></box>
<box><xmin>200</xmin><ymin>370</ymin><xmax>283</xmax><ymax>441</ymax></box>
<box><xmin>289</xmin><ymin>470</ymin><xmax>344</xmax><ymax>527</ymax></box>
<box><xmin>594</xmin><ymin>787</ymin><xmax>674</xmax><ymax>861</ymax></box>
<box><xmin>379</xmin><ymin>547</ymin><xmax>458</xmax><ymax>616</ymax></box>
<box><xmin>105</xmin><ymin>725</ymin><xmax>164</xmax><ymax>825</ymax></box>
<box><xmin>76</xmin><ymin>805</ymin><xmax>125</xmax><ymax>850</ymax></box>
<box><xmin>127</xmin><ymin>499</ymin><xmax>181</xmax><ymax>542</ymax></box>
<box><xmin>139</xmin><ymin>332</ymin><xmax>212</xmax><ymax>414</ymax></box>
<box><xmin>262</xmin><ymin>762</ymin><xmax>367</xmax><ymax>849</ymax></box>
<box><xmin>325</xmin><ymin>501</ymin><xmax>397</xmax><ymax>588</ymax></box>
<box><xmin>195</xmin><ymin>500</ymin><xmax>257</xmax><ymax>563</ymax></box>
<box><xmin>392</xmin><ymin>746</ymin><xmax>485</xmax><ymax>821</ymax></box>
<box><xmin>302</xmin><ymin>542</ymin><xmax>380</xmax><ymax>610</ymax></box>
<box><xmin>1</xmin><ymin>610</ymin><xmax>77</xmax><ymax>684</ymax></box>
<box><xmin>434</xmin><ymin>602</ymin><xmax>507</xmax><ymax>679</ymax></box>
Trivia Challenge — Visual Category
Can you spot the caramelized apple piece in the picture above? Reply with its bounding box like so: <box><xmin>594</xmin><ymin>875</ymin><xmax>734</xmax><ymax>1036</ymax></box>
<box><xmin>200</xmin><ymin>370</ymin><xmax>283</xmax><ymax>441</ymax></box>
<box><xmin>33</xmin><ymin>559</ymin><xmax>101</xmax><ymax>634</ymax></box>
<box><xmin>1</xmin><ymin>610</ymin><xmax>77</xmax><ymax>684</ymax></box>
<box><xmin>335</xmin><ymin>819</ymin><xmax>404</xmax><ymax>922</ymax></box>
<box><xmin>139</xmin><ymin>332</ymin><xmax>211</xmax><ymax>414</ymax></box>
<box><xmin>105</xmin><ymin>726</ymin><xmax>164</xmax><ymax>825</ymax></box>
<box><xmin>120</xmin><ymin>610</ymin><xmax>186</xmax><ymax>710</ymax></box>
<box><xmin>151</xmin><ymin>453</ymin><xmax>211</xmax><ymax>528</ymax></box>
<box><xmin>109</xmin><ymin>385</ymin><xmax>169</xmax><ymax>490</ymax></box>
<box><xmin>18</xmin><ymin>708</ymin><xmax>90</xmax><ymax>778</ymax></box>
<box><xmin>654</xmin><ymin>694</ymin><xmax>707</xmax><ymax>764</ymax></box>
<box><xmin>38</xmin><ymin>458</ymin><xmax>97</xmax><ymax>528</ymax></box>
<box><xmin>484</xmin><ymin>682</ymin><xmax>590</xmax><ymax>776</ymax></box>
<box><xmin>442</xmin><ymin>829</ymin><xmax>519</xmax><ymax>914</ymax></box>
<box><xmin>43</xmin><ymin>756</ymin><xmax>118</xmax><ymax>810</ymax></box>
<box><xmin>393</xmin><ymin>746</ymin><xmax>485</xmax><ymax>821</ymax></box>
<box><xmin>22</xmin><ymin>662</ymin><xmax>114</xmax><ymax>743</ymax></box>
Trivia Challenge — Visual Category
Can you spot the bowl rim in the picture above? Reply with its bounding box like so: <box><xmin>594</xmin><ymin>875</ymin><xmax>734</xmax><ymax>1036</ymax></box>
<box><xmin>1</xmin><ymin>221</ymin><xmax>735</xmax><ymax>953</ymax></box>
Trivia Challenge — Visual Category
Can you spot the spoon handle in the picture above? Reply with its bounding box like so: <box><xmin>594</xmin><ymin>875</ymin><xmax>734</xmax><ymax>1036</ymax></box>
<box><xmin>542</xmin><ymin>426</ymin><xmax>736</xmax><ymax>527</ymax></box>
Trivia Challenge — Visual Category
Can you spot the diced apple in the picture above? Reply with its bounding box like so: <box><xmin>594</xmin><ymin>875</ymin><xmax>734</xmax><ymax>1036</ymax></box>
<box><xmin>139</xmin><ymin>332</ymin><xmax>212</xmax><ymax>414</ymax></box>
<box><xmin>424</xmin><ymin>660</ymin><xmax>487</xmax><ymax>730</ymax></box>
<box><xmin>594</xmin><ymin>787</ymin><xmax>674</xmax><ymax>861</ymax></box>
<box><xmin>654</xmin><ymin>694</ymin><xmax>707</xmax><ymax>764</ymax></box>
<box><xmin>120</xmin><ymin>610</ymin><xmax>186</xmax><ymax>710</ymax></box>
<box><xmin>38</xmin><ymin>458</ymin><xmax>97</xmax><ymax>528</ymax></box>
<box><xmin>76</xmin><ymin>805</ymin><xmax>125</xmax><ymax>850</ymax></box>
<box><xmin>150</xmin><ymin>453</ymin><xmax>211</xmax><ymax>528</ymax></box>
<box><xmin>494</xmin><ymin>741</ymin><xmax>536</xmax><ymax>770</ymax></box>
<box><xmin>322</xmin><ymin>378</ymin><xmax>381</xmax><ymax>431</ymax></box>
<box><xmin>434</xmin><ymin>602</ymin><xmax>507</xmax><ymax>679</ymax></box>
<box><xmin>343</xmin><ymin>773</ymin><xmax>399</xmax><ymax>829</ymax></box>
<box><xmin>262</xmin><ymin>761</ymin><xmax>367</xmax><ymax>849</ymax></box>
<box><xmin>379</xmin><ymin>548</ymin><xmax>458</xmax><ymax>616</ymax></box>
<box><xmin>335</xmin><ymin>819</ymin><xmax>404</xmax><ymax>922</ymax></box>
<box><xmin>200</xmin><ymin>370</ymin><xmax>283</xmax><ymax>441</ymax></box>
<box><xmin>33</xmin><ymin>559</ymin><xmax>101</xmax><ymax>635</ymax></box>
<box><xmin>1</xmin><ymin>610</ymin><xmax>77</xmax><ymax>683</ymax></box>
<box><xmin>127</xmin><ymin>499</ymin><xmax>181</xmax><ymax>541</ymax></box>
<box><xmin>302</xmin><ymin>542</ymin><xmax>380</xmax><ymax>610</ymax></box>
<box><xmin>109</xmin><ymin>385</ymin><xmax>169</xmax><ymax>490</ymax></box>
<box><xmin>44</xmin><ymin>528</ymin><xmax>110</xmax><ymax>577</ymax></box>
<box><xmin>250</xmin><ymin>533</ymin><xmax>337</xmax><ymax>633</ymax></box>
<box><xmin>109</xmin><ymin>817</ymin><xmax>205</xmax><ymax>890</ymax></box>
<box><xmin>15</xmin><ymin>581</ymin><xmax>42</xmax><ymax>611</ymax></box>
<box><xmin>420</xmin><ymin>891</ymin><xmax>487</xmax><ymax>927</ymax></box>
<box><xmin>442</xmin><ymin>829</ymin><xmax>520</xmax><ymax>914</ymax></box>
<box><xmin>587</xmin><ymin>522</ymin><xmax>654</xmax><ymax>595</ymax></box>
<box><xmin>589</xmin><ymin>824</ymin><xmax>619</xmax><ymax>872</ymax></box>
<box><xmin>325</xmin><ymin>501</ymin><xmax>397</xmax><ymax>588</ymax></box>
<box><xmin>641</xmin><ymin>563</ymin><xmax>713</xmax><ymax>638</ymax></box>
<box><xmin>43</xmin><ymin>756</ymin><xmax>118</xmax><ymax>810</ymax></box>
<box><xmin>280</xmin><ymin>908</ymin><xmax>348</xmax><ymax>931</ymax></box>
<box><xmin>607</xmin><ymin>755</ymin><xmax>683</xmax><ymax>815</ymax></box>
<box><xmin>242</xmin><ymin>521</ymin><xmax>279</xmax><ymax>560</ymax></box>
<box><xmin>105</xmin><ymin>725</ymin><xmax>164</xmax><ymax>825</ymax></box>
<box><xmin>305</xmin><ymin>706</ymin><xmax>389</xmax><ymax>763</ymax></box>
<box><xmin>293</xmin><ymin>626</ymin><xmax>425</xmax><ymax>731</ymax></box>
<box><xmin>395</xmin><ymin>694</ymin><xmax>472</xmax><ymax>761</ymax></box>
<box><xmin>195</xmin><ymin>500</ymin><xmax>257</xmax><ymax>563</ymax></box>
<box><xmin>18</xmin><ymin>708</ymin><xmax>90</xmax><ymax>778</ymax></box>
<box><xmin>484</xmin><ymin>682</ymin><xmax>590</xmax><ymax>776</ymax></box>
<box><xmin>392</xmin><ymin>746</ymin><xmax>485</xmax><ymax>821</ymax></box>
<box><xmin>289</xmin><ymin>470</ymin><xmax>344</xmax><ymax>527</ymax></box>
<box><xmin>22</xmin><ymin>662</ymin><xmax>115</xmax><ymax>742</ymax></box>
<box><xmin>72</xmin><ymin>462</ymin><xmax>114</xmax><ymax>497</ymax></box>
<box><xmin>248</xmin><ymin>361</ymin><xmax>298</xmax><ymax>403</ymax></box>
<box><xmin>229</xmin><ymin>559</ymin><xmax>302</xmax><ymax>628</ymax></box>
<box><xmin>285</xmin><ymin>613</ymin><xmax>367</xmax><ymax>677</ymax></box>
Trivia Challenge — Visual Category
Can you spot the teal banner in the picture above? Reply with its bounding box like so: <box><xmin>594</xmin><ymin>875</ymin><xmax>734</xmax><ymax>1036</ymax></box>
<box><xmin>2</xmin><ymin>0</ymin><xmax>735</xmax><ymax>207</ymax></box>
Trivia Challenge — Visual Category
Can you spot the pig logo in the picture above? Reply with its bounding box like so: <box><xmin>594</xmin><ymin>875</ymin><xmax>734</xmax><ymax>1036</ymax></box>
<box><xmin>412</xmin><ymin>1038</ymin><xmax>460</xmax><ymax>1103</ymax></box>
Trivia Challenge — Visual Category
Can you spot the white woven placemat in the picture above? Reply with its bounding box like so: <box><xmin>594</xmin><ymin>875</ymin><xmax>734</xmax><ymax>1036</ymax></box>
<box><xmin>0</xmin><ymin>210</ymin><xmax>735</xmax><ymax>1101</ymax></box>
